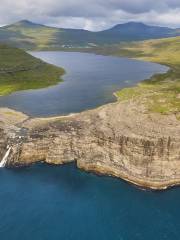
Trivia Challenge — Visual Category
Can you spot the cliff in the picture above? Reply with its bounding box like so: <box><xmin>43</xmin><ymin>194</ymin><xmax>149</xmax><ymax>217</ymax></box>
<box><xmin>0</xmin><ymin>99</ymin><xmax>180</xmax><ymax>190</ymax></box>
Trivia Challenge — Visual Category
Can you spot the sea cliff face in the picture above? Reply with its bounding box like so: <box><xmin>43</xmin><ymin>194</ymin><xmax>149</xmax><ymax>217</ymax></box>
<box><xmin>0</xmin><ymin>100</ymin><xmax>180</xmax><ymax>190</ymax></box>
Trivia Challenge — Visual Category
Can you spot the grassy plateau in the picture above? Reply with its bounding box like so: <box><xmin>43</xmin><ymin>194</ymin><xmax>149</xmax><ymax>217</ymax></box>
<box><xmin>0</xmin><ymin>44</ymin><xmax>65</xmax><ymax>95</ymax></box>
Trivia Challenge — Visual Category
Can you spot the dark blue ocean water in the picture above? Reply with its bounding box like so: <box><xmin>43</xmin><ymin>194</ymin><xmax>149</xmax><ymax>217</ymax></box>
<box><xmin>0</xmin><ymin>52</ymin><xmax>168</xmax><ymax>117</ymax></box>
<box><xmin>0</xmin><ymin>163</ymin><xmax>180</xmax><ymax>240</ymax></box>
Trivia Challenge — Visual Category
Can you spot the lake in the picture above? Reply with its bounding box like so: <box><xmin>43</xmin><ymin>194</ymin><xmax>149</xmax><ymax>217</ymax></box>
<box><xmin>0</xmin><ymin>51</ymin><xmax>168</xmax><ymax>117</ymax></box>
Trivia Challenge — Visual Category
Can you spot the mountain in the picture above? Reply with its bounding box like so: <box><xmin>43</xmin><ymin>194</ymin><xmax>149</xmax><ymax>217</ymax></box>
<box><xmin>6</xmin><ymin>20</ymin><xmax>46</xmax><ymax>28</ymax></box>
<box><xmin>1</xmin><ymin>20</ymin><xmax>94</xmax><ymax>49</ymax></box>
<box><xmin>0</xmin><ymin>20</ymin><xmax>180</xmax><ymax>50</ymax></box>
<box><xmin>100</xmin><ymin>22</ymin><xmax>175</xmax><ymax>41</ymax></box>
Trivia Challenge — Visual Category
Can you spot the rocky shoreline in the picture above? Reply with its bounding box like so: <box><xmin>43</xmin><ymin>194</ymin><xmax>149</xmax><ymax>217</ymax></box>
<box><xmin>0</xmin><ymin>98</ymin><xmax>179</xmax><ymax>190</ymax></box>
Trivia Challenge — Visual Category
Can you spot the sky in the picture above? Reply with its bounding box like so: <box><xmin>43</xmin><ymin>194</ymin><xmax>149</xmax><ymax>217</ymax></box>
<box><xmin>1</xmin><ymin>0</ymin><xmax>180</xmax><ymax>30</ymax></box>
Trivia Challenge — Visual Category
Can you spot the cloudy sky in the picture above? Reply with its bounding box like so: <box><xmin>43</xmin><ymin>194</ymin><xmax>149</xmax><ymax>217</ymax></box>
<box><xmin>1</xmin><ymin>0</ymin><xmax>180</xmax><ymax>30</ymax></box>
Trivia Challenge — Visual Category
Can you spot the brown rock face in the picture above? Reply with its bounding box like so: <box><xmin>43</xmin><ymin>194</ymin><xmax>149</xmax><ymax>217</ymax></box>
<box><xmin>0</xmin><ymin>100</ymin><xmax>180</xmax><ymax>190</ymax></box>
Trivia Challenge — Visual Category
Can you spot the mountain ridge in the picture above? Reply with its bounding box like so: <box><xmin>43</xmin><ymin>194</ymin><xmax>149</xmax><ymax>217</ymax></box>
<box><xmin>4</xmin><ymin>19</ymin><xmax>178</xmax><ymax>32</ymax></box>
<box><xmin>1</xmin><ymin>19</ymin><xmax>180</xmax><ymax>50</ymax></box>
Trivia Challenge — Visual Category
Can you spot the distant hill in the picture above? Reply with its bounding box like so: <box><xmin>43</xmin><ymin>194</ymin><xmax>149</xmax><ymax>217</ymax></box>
<box><xmin>99</xmin><ymin>22</ymin><xmax>176</xmax><ymax>41</ymax></box>
<box><xmin>8</xmin><ymin>20</ymin><xmax>46</xmax><ymax>28</ymax></box>
<box><xmin>1</xmin><ymin>20</ymin><xmax>180</xmax><ymax>50</ymax></box>
<box><xmin>1</xmin><ymin>20</ymin><xmax>94</xmax><ymax>49</ymax></box>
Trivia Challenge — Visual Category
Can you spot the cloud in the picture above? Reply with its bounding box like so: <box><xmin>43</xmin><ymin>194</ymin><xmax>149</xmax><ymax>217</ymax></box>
<box><xmin>1</xmin><ymin>0</ymin><xmax>180</xmax><ymax>30</ymax></box>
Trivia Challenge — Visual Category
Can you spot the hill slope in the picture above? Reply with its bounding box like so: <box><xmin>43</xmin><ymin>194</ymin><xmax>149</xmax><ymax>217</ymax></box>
<box><xmin>2</xmin><ymin>20</ymin><xmax>96</xmax><ymax>49</ymax></box>
<box><xmin>1</xmin><ymin>20</ymin><xmax>180</xmax><ymax>50</ymax></box>
<box><xmin>0</xmin><ymin>44</ymin><xmax>64</xmax><ymax>95</ymax></box>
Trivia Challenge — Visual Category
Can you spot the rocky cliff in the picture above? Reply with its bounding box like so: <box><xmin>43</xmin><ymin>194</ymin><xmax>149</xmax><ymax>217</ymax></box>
<box><xmin>0</xmin><ymin>100</ymin><xmax>180</xmax><ymax>190</ymax></box>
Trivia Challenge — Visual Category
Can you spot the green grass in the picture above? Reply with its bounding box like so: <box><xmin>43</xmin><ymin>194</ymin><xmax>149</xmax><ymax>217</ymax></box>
<box><xmin>0</xmin><ymin>44</ymin><xmax>65</xmax><ymax>95</ymax></box>
<box><xmin>114</xmin><ymin>38</ymin><xmax>180</xmax><ymax>115</ymax></box>
<box><xmin>116</xmin><ymin>73</ymin><xmax>180</xmax><ymax>114</ymax></box>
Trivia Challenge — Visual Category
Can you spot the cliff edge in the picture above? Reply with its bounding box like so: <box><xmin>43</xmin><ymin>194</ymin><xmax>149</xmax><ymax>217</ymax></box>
<box><xmin>0</xmin><ymin>99</ymin><xmax>179</xmax><ymax>190</ymax></box>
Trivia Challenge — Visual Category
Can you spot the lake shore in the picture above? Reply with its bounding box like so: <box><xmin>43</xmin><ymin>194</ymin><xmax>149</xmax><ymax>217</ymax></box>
<box><xmin>72</xmin><ymin>38</ymin><xmax>180</xmax><ymax>116</ymax></box>
<box><xmin>0</xmin><ymin>51</ymin><xmax>168</xmax><ymax>117</ymax></box>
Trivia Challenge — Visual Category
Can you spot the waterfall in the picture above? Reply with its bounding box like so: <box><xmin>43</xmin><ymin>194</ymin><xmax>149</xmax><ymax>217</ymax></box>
<box><xmin>0</xmin><ymin>146</ymin><xmax>11</xmax><ymax>168</ymax></box>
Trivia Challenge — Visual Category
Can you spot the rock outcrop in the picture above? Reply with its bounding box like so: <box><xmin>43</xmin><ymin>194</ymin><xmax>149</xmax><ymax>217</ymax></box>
<box><xmin>0</xmin><ymin>100</ymin><xmax>180</xmax><ymax>190</ymax></box>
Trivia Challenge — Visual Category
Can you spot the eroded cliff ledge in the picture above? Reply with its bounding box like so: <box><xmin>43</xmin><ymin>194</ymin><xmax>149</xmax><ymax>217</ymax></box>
<box><xmin>0</xmin><ymin>100</ymin><xmax>180</xmax><ymax>190</ymax></box>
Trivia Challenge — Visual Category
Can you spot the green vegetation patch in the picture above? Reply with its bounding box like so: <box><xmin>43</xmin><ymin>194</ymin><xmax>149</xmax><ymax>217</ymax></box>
<box><xmin>0</xmin><ymin>44</ymin><xmax>65</xmax><ymax>95</ymax></box>
<box><xmin>116</xmin><ymin>72</ymin><xmax>180</xmax><ymax>115</ymax></box>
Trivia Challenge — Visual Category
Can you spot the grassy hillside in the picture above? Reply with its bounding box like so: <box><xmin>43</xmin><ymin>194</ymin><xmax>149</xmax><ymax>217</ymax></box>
<box><xmin>0</xmin><ymin>44</ymin><xmax>64</xmax><ymax>95</ymax></box>
<box><xmin>111</xmin><ymin>37</ymin><xmax>180</xmax><ymax>116</ymax></box>
<box><xmin>2</xmin><ymin>20</ymin><xmax>60</xmax><ymax>50</ymax></box>
<box><xmin>2</xmin><ymin>20</ymin><xmax>97</xmax><ymax>50</ymax></box>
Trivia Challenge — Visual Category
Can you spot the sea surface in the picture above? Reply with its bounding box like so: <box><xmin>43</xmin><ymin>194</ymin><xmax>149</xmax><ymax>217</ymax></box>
<box><xmin>0</xmin><ymin>163</ymin><xmax>180</xmax><ymax>240</ymax></box>
<box><xmin>0</xmin><ymin>51</ymin><xmax>168</xmax><ymax>117</ymax></box>
<box><xmin>0</xmin><ymin>52</ymin><xmax>176</xmax><ymax>240</ymax></box>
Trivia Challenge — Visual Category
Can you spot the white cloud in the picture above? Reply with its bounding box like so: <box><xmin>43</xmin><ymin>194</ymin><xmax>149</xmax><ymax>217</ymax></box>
<box><xmin>1</xmin><ymin>0</ymin><xmax>180</xmax><ymax>30</ymax></box>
